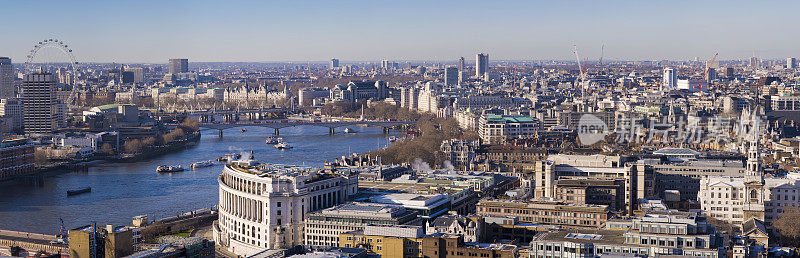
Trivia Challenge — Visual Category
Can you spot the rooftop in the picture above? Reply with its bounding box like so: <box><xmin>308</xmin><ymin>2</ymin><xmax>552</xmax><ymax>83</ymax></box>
<box><xmin>653</xmin><ymin>147</ymin><xmax>701</xmax><ymax>156</ymax></box>
<box><xmin>485</xmin><ymin>114</ymin><xmax>536</xmax><ymax>123</ymax></box>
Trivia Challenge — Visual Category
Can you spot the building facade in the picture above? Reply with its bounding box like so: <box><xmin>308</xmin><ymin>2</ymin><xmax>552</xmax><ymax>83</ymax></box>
<box><xmin>444</xmin><ymin>67</ymin><xmax>458</xmax><ymax>86</ymax></box>
<box><xmin>215</xmin><ymin>161</ymin><xmax>358</xmax><ymax>256</ymax></box>
<box><xmin>0</xmin><ymin>138</ymin><xmax>35</xmax><ymax>181</ymax></box>
<box><xmin>168</xmin><ymin>58</ymin><xmax>189</xmax><ymax>74</ymax></box>
<box><xmin>22</xmin><ymin>72</ymin><xmax>61</xmax><ymax>135</ymax></box>
<box><xmin>0</xmin><ymin>57</ymin><xmax>14</xmax><ymax>99</ymax></box>
<box><xmin>0</xmin><ymin>98</ymin><xmax>23</xmax><ymax>133</ymax></box>
<box><xmin>304</xmin><ymin>202</ymin><xmax>418</xmax><ymax>249</ymax></box>
<box><xmin>476</xmin><ymin>53</ymin><xmax>488</xmax><ymax>79</ymax></box>
<box><xmin>534</xmin><ymin>154</ymin><xmax>655</xmax><ymax>215</ymax></box>
<box><xmin>339</xmin><ymin>225</ymin><xmax>425</xmax><ymax>258</ymax></box>
<box><xmin>478</xmin><ymin>114</ymin><xmax>538</xmax><ymax>145</ymax></box>
<box><xmin>476</xmin><ymin>199</ymin><xmax>611</xmax><ymax>228</ymax></box>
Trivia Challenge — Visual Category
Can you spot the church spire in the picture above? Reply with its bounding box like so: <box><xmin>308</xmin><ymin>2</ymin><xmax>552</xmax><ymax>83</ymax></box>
<box><xmin>745</xmin><ymin>140</ymin><xmax>763</xmax><ymax>184</ymax></box>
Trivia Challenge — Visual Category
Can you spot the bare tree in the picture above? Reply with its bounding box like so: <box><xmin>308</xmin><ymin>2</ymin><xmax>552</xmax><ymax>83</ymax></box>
<box><xmin>773</xmin><ymin>209</ymin><xmax>800</xmax><ymax>247</ymax></box>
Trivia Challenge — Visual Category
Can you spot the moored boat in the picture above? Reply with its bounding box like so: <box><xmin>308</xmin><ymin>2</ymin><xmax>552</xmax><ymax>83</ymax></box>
<box><xmin>157</xmin><ymin>165</ymin><xmax>185</xmax><ymax>173</ymax></box>
<box><xmin>67</xmin><ymin>187</ymin><xmax>91</xmax><ymax>196</ymax></box>
<box><xmin>217</xmin><ymin>153</ymin><xmax>242</xmax><ymax>162</ymax></box>
<box><xmin>274</xmin><ymin>142</ymin><xmax>293</xmax><ymax>149</ymax></box>
<box><xmin>265</xmin><ymin>136</ymin><xmax>280</xmax><ymax>144</ymax></box>
<box><xmin>190</xmin><ymin>160</ymin><xmax>214</xmax><ymax>169</ymax></box>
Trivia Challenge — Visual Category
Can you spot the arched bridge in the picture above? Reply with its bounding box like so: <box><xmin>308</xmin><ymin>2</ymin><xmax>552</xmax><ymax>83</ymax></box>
<box><xmin>197</xmin><ymin>119</ymin><xmax>416</xmax><ymax>136</ymax></box>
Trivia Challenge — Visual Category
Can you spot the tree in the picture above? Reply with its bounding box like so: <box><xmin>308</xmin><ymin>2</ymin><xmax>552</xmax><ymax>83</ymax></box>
<box><xmin>34</xmin><ymin>149</ymin><xmax>49</xmax><ymax>166</ymax></box>
<box><xmin>124</xmin><ymin>139</ymin><xmax>144</xmax><ymax>154</ymax></box>
<box><xmin>99</xmin><ymin>143</ymin><xmax>115</xmax><ymax>155</ymax></box>
<box><xmin>773</xmin><ymin>209</ymin><xmax>800</xmax><ymax>246</ymax></box>
<box><xmin>178</xmin><ymin>117</ymin><xmax>199</xmax><ymax>133</ymax></box>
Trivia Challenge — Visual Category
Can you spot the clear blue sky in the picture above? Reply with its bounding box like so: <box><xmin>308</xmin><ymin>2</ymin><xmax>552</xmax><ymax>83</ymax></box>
<box><xmin>1</xmin><ymin>0</ymin><xmax>797</xmax><ymax>63</ymax></box>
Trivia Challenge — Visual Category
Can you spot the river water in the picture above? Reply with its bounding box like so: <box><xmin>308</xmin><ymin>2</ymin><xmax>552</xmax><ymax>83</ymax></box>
<box><xmin>0</xmin><ymin>125</ymin><xmax>398</xmax><ymax>234</ymax></box>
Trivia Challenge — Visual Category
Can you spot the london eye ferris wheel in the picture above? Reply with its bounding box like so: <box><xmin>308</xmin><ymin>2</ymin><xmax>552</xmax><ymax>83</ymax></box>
<box><xmin>24</xmin><ymin>38</ymin><xmax>81</xmax><ymax>108</ymax></box>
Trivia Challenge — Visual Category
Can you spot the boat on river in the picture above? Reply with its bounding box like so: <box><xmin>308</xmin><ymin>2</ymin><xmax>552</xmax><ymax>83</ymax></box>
<box><xmin>190</xmin><ymin>160</ymin><xmax>214</xmax><ymax>169</ymax></box>
<box><xmin>157</xmin><ymin>165</ymin><xmax>185</xmax><ymax>173</ymax></box>
<box><xmin>67</xmin><ymin>187</ymin><xmax>91</xmax><ymax>196</ymax></box>
<box><xmin>274</xmin><ymin>142</ymin><xmax>293</xmax><ymax>150</ymax></box>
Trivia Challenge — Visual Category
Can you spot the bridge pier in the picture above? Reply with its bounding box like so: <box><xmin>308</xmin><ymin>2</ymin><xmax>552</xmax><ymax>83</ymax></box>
<box><xmin>329</xmin><ymin>128</ymin><xmax>335</xmax><ymax>135</ymax></box>
<box><xmin>274</xmin><ymin>128</ymin><xmax>280</xmax><ymax>135</ymax></box>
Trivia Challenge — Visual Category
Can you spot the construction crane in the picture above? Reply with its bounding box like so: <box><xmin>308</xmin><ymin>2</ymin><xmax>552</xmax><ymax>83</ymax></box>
<box><xmin>704</xmin><ymin>52</ymin><xmax>719</xmax><ymax>82</ymax></box>
<box><xmin>573</xmin><ymin>44</ymin><xmax>586</xmax><ymax>81</ymax></box>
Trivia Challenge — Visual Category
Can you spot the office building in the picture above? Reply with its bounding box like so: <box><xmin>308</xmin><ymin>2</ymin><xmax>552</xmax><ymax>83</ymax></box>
<box><xmin>422</xmin><ymin>234</ymin><xmax>518</xmax><ymax>258</ymax></box>
<box><xmin>362</xmin><ymin>193</ymin><xmax>452</xmax><ymax>220</ymax></box>
<box><xmin>554</xmin><ymin>178</ymin><xmax>626</xmax><ymax>211</ymax></box>
<box><xmin>0</xmin><ymin>138</ymin><xmax>35</xmax><ymax>181</ymax></box>
<box><xmin>458</xmin><ymin>57</ymin><xmax>466</xmax><ymax>85</ymax></box>
<box><xmin>0</xmin><ymin>98</ymin><xmax>23</xmax><ymax>133</ymax></box>
<box><xmin>298</xmin><ymin>87</ymin><xmax>330</xmax><ymax>107</ymax></box>
<box><xmin>529</xmin><ymin>210</ymin><xmax>723</xmax><ymax>258</ymax></box>
<box><xmin>339</xmin><ymin>225</ymin><xmax>425</xmax><ymax>258</ymax></box>
<box><xmin>662</xmin><ymin>67</ymin><xmax>676</xmax><ymax>91</ymax></box>
<box><xmin>706</xmin><ymin>67</ymin><xmax>716</xmax><ymax>83</ymax></box>
<box><xmin>444</xmin><ymin>66</ymin><xmax>458</xmax><ymax>86</ymax></box>
<box><xmin>168</xmin><ymin>58</ymin><xmax>189</xmax><ymax>74</ymax></box>
<box><xmin>22</xmin><ymin>72</ymin><xmax>60</xmax><ymax>134</ymax></box>
<box><xmin>68</xmin><ymin>224</ymin><xmax>135</xmax><ymax>258</ymax></box>
<box><xmin>400</xmin><ymin>87</ymin><xmax>419</xmax><ymax>110</ymax></box>
<box><xmin>125</xmin><ymin>67</ymin><xmax>145</xmax><ymax>84</ymax></box>
<box><xmin>788</xmin><ymin>57</ymin><xmax>797</xmax><ymax>69</ymax></box>
<box><xmin>214</xmin><ymin>159</ymin><xmax>359</xmax><ymax>256</ymax></box>
<box><xmin>476</xmin><ymin>199</ymin><xmax>612</xmax><ymax>228</ymax></box>
<box><xmin>330</xmin><ymin>58</ymin><xmax>340</xmax><ymax>69</ymax></box>
<box><xmin>329</xmin><ymin>80</ymin><xmax>390</xmax><ymax>102</ymax></box>
<box><xmin>304</xmin><ymin>202</ymin><xmax>418</xmax><ymax>249</ymax></box>
<box><xmin>534</xmin><ymin>154</ymin><xmax>655</xmax><ymax>215</ymax></box>
<box><xmin>476</xmin><ymin>53</ymin><xmax>488</xmax><ymax>78</ymax></box>
<box><xmin>453</xmin><ymin>95</ymin><xmax>529</xmax><ymax>110</ymax></box>
<box><xmin>439</xmin><ymin>139</ymin><xmax>480</xmax><ymax>169</ymax></box>
<box><xmin>725</xmin><ymin>67</ymin><xmax>735</xmax><ymax>77</ymax></box>
<box><xmin>749</xmin><ymin>56</ymin><xmax>759</xmax><ymax>67</ymax></box>
<box><xmin>771</xmin><ymin>95</ymin><xmax>800</xmax><ymax>111</ymax></box>
<box><xmin>478</xmin><ymin>114</ymin><xmax>538</xmax><ymax>145</ymax></box>
<box><xmin>381</xmin><ymin>59</ymin><xmax>390</xmax><ymax>70</ymax></box>
<box><xmin>0</xmin><ymin>57</ymin><xmax>13</xmax><ymax>99</ymax></box>
<box><xmin>645</xmin><ymin>157</ymin><xmax>745</xmax><ymax>202</ymax></box>
<box><xmin>698</xmin><ymin>140</ymin><xmax>800</xmax><ymax>226</ymax></box>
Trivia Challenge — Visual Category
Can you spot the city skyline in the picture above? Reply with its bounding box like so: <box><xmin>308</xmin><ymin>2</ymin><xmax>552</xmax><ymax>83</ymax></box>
<box><xmin>2</xmin><ymin>0</ymin><xmax>799</xmax><ymax>63</ymax></box>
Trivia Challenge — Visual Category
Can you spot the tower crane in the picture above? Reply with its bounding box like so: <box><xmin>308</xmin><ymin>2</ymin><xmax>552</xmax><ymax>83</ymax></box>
<box><xmin>704</xmin><ymin>53</ymin><xmax>718</xmax><ymax>81</ymax></box>
<box><xmin>573</xmin><ymin>44</ymin><xmax>586</xmax><ymax>81</ymax></box>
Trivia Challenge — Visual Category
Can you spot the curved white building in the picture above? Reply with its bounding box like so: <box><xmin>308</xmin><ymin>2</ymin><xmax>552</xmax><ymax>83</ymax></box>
<box><xmin>214</xmin><ymin>159</ymin><xmax>358</xmax><ymax>256</ymax></box>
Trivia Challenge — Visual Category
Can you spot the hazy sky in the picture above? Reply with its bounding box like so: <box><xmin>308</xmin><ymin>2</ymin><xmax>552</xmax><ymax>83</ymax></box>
<box><xmin>2</xmin><ymin>0</ymin><xmax>798</xmax><ymax>63</ymax></box>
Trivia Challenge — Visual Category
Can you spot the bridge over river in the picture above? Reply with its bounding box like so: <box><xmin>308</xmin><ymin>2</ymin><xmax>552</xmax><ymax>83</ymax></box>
<box><xmin>197</xmin><ymin>118</ymin><xmax>416</xmax><ymax>136</ymax></box>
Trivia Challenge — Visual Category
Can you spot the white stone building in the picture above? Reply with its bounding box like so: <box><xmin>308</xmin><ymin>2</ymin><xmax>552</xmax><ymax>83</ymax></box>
<box><xmin>214</xmin><ymin>158</ymin><xmax>358</xmax><ymax>256</ymax></box>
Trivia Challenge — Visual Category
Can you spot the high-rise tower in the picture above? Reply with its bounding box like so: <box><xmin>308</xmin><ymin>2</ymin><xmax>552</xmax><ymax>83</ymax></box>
<box><xmin>476</xmin><ymin>53</ymin><xmax>488</xmax><ymax>78</ymax></box>
<box><xmin>444</xmin><ymin>66</ymin><xmax>458</xmax><ymax>86</ymax></box>
<box><xmin>0</xmin><ymin>57</ymin><xmax>13</xmax><ymax>99</ymax></box>
<box><xmin>662</xmin><ymin>67</ymin><xmax>677</xmax><ymax>91</ymax></box>
<box><xmin>168</xmin><ymin>58</ymin><xmax>189</xmax><ymax>74</ymax></box>
<box><xmin>22</xmin><ymin>72</ymin><xmax>59</xmax><ymax>134</ymax></box>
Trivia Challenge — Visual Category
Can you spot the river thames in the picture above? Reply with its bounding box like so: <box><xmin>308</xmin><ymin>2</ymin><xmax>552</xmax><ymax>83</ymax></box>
<box><xmin>0</xmin><ymin>125</ymin><xmax>399</xmax><ymax>234</ymax></box>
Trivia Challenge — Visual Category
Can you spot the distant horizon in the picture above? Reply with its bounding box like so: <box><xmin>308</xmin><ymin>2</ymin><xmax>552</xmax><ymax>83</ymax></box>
<box><xmin>2</xmin><ymin>1</ymin><xmax>799</xmax><ymax>63</ymax></box>
<box><xmin>6</xmin><ymin>58</ymin><xmax>789</xmax><ymax>66</ymax></box>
